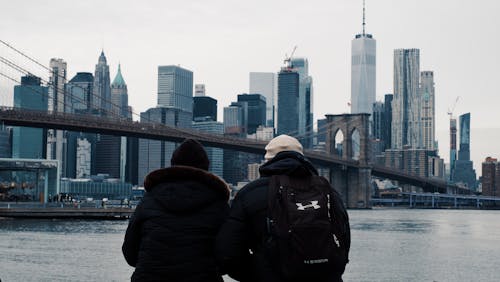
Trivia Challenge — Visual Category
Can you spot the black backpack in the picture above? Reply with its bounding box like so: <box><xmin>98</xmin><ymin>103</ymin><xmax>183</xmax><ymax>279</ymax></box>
<box><xmin>266</xmin><ymin>174</ymin><xmax>348</xmax><ymax>280</ymax></box>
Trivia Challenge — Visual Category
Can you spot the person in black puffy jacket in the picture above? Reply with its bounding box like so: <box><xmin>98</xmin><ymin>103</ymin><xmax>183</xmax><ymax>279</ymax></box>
<box><xmin>122</xmin><ymin>139</ymin><xmax>230</xmax><ymax>282</ymax></box>
<box><xmin>216</xmin><ymin>135</ymin><xmax>350</xmax><ymax>282</ymax></box>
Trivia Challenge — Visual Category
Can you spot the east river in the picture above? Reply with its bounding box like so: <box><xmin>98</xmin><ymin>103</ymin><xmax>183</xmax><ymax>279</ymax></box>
<box><xmin>1</xmin><ymin>209</ymin><xmax>499</xmax><ymax>282</ymax></box>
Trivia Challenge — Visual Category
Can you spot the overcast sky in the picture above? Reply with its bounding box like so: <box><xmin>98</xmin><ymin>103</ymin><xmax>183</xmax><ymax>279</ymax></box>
<box><xmin>1</xmin><ymin>0</ymin><xmax>499</xmax><ymax>170</ymax></box>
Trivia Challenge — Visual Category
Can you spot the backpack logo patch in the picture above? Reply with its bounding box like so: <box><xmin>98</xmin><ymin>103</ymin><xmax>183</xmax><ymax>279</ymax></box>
<box><xmin>296</xmin><ymin>201</ymin><xmax>320</xmax><ymax>210</ymax></box>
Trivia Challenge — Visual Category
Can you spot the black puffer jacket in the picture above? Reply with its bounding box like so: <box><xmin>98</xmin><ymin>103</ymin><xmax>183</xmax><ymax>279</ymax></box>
<box><xmin>216</xmin><ymin>151</ymin><xmax>350</xmax><ymax>282</ymax></box>
<box><xmin>122</xmin><ymin>166</ymin><xmax>230</xmax><ymax>282</ymax></box>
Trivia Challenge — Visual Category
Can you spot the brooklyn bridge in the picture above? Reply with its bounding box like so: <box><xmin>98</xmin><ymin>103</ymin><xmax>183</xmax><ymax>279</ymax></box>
<box><xmin>0</xmin><ymin>107</ymin><xmax>467</xmax><ymax>208</ymax></box>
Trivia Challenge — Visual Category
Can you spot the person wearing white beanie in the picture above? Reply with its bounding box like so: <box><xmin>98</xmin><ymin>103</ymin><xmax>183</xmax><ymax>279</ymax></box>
<box><xmin>264</xmin><ymin>134</ymin><xmax>304</xmax><ymax>161</ymax></box>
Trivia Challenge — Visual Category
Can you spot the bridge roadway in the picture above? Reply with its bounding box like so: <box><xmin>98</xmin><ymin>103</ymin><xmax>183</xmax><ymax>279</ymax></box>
<box><xmin>0</xmin><ymin>107</ymin><xmax>462</xmax><ymax>193</ymax></box>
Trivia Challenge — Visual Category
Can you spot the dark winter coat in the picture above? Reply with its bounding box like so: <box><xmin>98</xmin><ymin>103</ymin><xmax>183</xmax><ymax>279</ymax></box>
<box><xmin>215</xmin><ymin>151</ymin><xmax>350</xmax><ymax>282</ymax></box>
<box><xmin>122</xmin><ymin>166</ymin><xmax>230</xmax><ymax>282</ymax></box>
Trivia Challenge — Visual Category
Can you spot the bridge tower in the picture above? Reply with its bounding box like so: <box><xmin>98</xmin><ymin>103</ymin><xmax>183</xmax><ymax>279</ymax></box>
<box><xmin>325</xmin><ymin>113</ymin><xmax>371</xmax><ymax>208</ymax></box>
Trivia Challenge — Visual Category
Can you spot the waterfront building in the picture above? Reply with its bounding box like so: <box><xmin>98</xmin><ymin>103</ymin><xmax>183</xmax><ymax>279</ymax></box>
<box><xmin>237</xmin><ymin>93</ymin><xmax>266</xmax><ymax>135</ymax></box>
<box><xmin>195</xmin><ymin>84</ymin><xmax>206</xmax><ymax>97</ymax></box>
<box><xmin>277</xmin><ymin>68</ymin><xmax>299</xmax><ymax>136</ymax></box>
<box><xmin>60</xmin><ymin>176</ymin><xmax>132</xmax><ymax>200</ymax></box>
<box><xmin>481</xmin><ymin>157</ymin><xmax>499</xmax><ymax>197</ymax></box>
<box><xmin>138</xmin><ymin>107</ymin><xmax>192</xmax><ymax>184</ymax></box>
<box><xmin>351</xmin><ymin>1</ymin><xmax>376</xmax><ymax>116</ymax></box>
<box><xmin>93</xmin><ymin>51</ymin><xmax>111</xmax><ymax>114</ymax></box>
<box><xmin>392</xmin><ymin>49</ymin><xmax>421</xmax><ymax>149</ymax></box>
<box><xmin>12</xmin><ymin>75</ymin><xmax>48</xmax><ymax>159</ymax></box>
<box><xmin>193</xmin><ymin>96</ymin><xmax>217</xmax><ymax>122</ymax></box>
<box><xmin>157</xmin><ymin>65</ymin><xmax>193</xmax><ymax>113</ymax></box>
<box><xmin>420</xmin><ymin>71</ymin><xmax>435</xmax><ymax>150</ymax></box>
<box><xmin>249</xmin><ymin>72</ymin><xmax>275</xmax><ymax>127</ymax></box>
<box><xmin>192</xmin><ymin>120</ymin><xmax>224</xmax><ymax>177</ymax></box>
<box><xmin>0</xmin><ymin>158</ymin><xmax>59</xmax><ymax>203</ymax></box>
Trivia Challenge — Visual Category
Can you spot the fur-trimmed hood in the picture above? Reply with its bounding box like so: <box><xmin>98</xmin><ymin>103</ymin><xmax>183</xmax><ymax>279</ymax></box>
<box><xmin>143</xmin><ymin>166</ymin><xmax>230</xmax><ymax>213</ymax></box>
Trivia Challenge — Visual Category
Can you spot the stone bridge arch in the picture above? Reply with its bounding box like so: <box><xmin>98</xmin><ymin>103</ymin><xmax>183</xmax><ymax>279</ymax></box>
<box><xmin>325</xmin><ymin>113</ymin><xmax>371</xmax><ymax>208</ymax></box>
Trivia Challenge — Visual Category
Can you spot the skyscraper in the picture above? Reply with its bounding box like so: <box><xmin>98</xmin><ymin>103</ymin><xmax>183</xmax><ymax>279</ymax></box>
<box><xmin>65</xmin><ymin>72</ymin><xmax>94</xmax><ymax>114</ymax></box>
<box><xmin>481</xmin><ymin>157</ymin><xmax>499</xmax><ymax>197</ymax></box>
<box><xmin>250</xmin><ymin>72</ymin><xmax>276</xmax><ymax>127</ymax></box>
<box><xmin>224</xmin><ymin>102</ymin><xmax>248</xmax><ymax>135</ymax></box>
<box><xmin>372</xmin><ymin>102</ymin><xmax>384</xmax><ymax>140</ymax></box>
<box><xmin>237</xmin><ymin>94</ymin><xmax>266</xmax><ymax>135</ymax></box>
<box><xmin>193</xmin><ymin>96</ymin><xmax>217</xmax><ymax>122</ymax></box>
<box><xmin>277</xmin><ymin>68</ymin><xmax>299</xmax><ymax>136</ymax></box>
<box><xmin>157</xmin><ymin>65</ymin><xmax>193</xmax><ymax>113</ymax></box>
<box><xmin>454</xmin><ymin>113</ymin><xmax>477</xmax><ymax>188</ymax></box>
<box><xmin>64</xmin><ymin>72</ymin><xmax>95</xmax><ymax>178</ymax></box>
<box><xmin>420</xmin><ymin>71</ymin><xmax>435</xmax><ymax>150</ymax></box>
<box><xmin>111</xmin><ymin>64</ymin><xmax>129</xmax><ymax>118</ymax></box>
<box><xmin>12</xmin><ymin>75</ymin><xmax>48</xmax><ymax>158</ymax></box>
<box><xmin>458</xmin><ymin>113</ymin><xmax>471</xmax><ymax>161</ymax></box>
<box><xmin>351</xmin><ymin>1</ymin><xmax>376</xmax><ymax>116</ymax></box>
<box><xmin>449</xmin><ymin>117</ymin><xmax>457</xmax><ymax>180</ymax></box>
<box><xmin>290</xmin><ymin>57</ymin><xmax>313</xmax><ymax>148</ymax></box>
<box><xmin>383</xmin><ymin>94</ymin><xmax>393</xmax><ymax>150</ymax></box>
<box><xmin>392</xmin><ymin>49</ymin><xmax>421</xmax><ymax>149</ymax></box>
<box><xmin>48</xmin><ymin>58</ymin><xmax>67</xmax><ymax>113</ymax></box>
<box><xmin>46</xmin><ymin>58</ymin><xmax>67</xmax><ymax>166</ymax></box>
<box><xmin>195</xmin><ymin>84</ymin><xmax>206</xmax><ymax>97</ymax></box>
<box><xmin>93</xmin><ymin>51</ymin><xmax>111</xmax><ymax>114</ymax></box>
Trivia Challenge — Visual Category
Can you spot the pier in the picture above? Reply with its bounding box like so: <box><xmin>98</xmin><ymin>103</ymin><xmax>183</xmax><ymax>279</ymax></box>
<box><xmin>0</xmin><ymin>202</ymin><xmax>134</xmax><ymax>219</ymax></box>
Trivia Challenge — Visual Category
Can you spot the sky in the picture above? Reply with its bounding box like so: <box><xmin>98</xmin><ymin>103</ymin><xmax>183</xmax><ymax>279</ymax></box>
<box><xmin>0</xmin><ymin>0</ymin><xmax>499</xmax><ymax>172</ymax></box>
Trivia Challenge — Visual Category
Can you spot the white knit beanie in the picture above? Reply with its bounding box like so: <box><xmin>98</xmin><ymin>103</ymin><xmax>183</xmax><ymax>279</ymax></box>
<box><xmin>264</xmin><ymin>135</ymin><xmax>304</xmax><ymax>161</ymax></box>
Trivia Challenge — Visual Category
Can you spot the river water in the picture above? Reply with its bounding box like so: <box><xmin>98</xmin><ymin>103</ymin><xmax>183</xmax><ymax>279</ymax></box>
<box><xmin>1</xmin><ymin>209</ymin><xmax>499</xmax><ymax>282</ymax></box>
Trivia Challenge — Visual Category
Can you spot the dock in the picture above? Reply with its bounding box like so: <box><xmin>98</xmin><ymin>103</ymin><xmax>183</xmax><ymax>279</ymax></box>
<box><xmin>0</xmin><ymin>206</ymin><xmax>134</xmax><ymax>219</ymax></box>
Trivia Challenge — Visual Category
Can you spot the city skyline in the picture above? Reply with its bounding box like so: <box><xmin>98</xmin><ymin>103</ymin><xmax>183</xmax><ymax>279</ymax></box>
<box><xmin>0</xmin><ymin>0</ymin><xmax>499</xmax><ymax>173</ymax></box>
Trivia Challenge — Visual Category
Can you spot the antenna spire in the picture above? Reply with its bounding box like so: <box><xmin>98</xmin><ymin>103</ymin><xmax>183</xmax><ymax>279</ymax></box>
<box><xmin>362</xmin><ymin>0</ymin><xmax>366</xmax><ymax>35</ymax></box>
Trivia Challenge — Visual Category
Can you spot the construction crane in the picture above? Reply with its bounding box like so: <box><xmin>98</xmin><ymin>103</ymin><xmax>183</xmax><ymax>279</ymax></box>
<box><xmin>283</xmin><ymin>45</ymin><xmax>297</xmax><ymax>68</ymax></box>
<box><xmin>447</xmin><ymin>96</ymin><xmax>460</xmax><ymax>118</ymax></box>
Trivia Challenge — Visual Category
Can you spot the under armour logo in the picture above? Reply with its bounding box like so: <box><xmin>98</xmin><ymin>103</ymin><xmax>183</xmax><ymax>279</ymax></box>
<box><xmin>296</xmin><ymin>201</ymin><xmax>320</xmax><ymax>210</ymax></box>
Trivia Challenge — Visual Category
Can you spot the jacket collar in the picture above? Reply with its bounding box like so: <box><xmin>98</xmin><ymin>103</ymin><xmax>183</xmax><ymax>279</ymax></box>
<box><xmin>144</xmin><ymin>166</ymin><xmax>230</xmax><ymax>200</ymax></box>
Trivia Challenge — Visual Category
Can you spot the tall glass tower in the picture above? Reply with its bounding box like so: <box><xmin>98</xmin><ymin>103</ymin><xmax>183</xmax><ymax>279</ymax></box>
<box><xmin>277</xmin><ymin>69</ymin><xmax>299</xmax><ymax>136</ymax></box>
<box><xmin>351</xmin><ymin>0</ymin><xmax>376</xmax><ymax>116</ymax></box>
<box><xmin>392</xmin><ymin>49</ymin><xmax>420</xmax><ymax>149</ymax></box>
<box><xmin>157</xmin><ymin>65</ymin><xmax>193</xmax><ymax>113</ymax></box>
